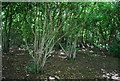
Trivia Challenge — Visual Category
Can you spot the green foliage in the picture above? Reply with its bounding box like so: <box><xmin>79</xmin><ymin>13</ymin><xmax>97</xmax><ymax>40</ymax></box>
<box><xmin>25</xmin><ymin>62</ymin><xmax>45</xmax><ymax>74</ymax></box>
<box><xmin>25</xmin><ymin>65</ymin><xmax>36</xmax><ymax>73</ymax></box>
<box><xmin>20</xmin><ymin>45</ymin><xmax>25</xmax><ymax>49</ymax></box>
<box><xmin>108</xmin><ymin>42</ymin><xmax>120</xmax><ymax>58</ymax></box>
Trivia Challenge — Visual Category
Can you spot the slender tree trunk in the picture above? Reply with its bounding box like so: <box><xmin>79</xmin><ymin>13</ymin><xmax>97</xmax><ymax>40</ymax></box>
<box><xmin>3</xmin><ymin>6</ymin><xmax>13</xmax><ymax>53</ymax></box>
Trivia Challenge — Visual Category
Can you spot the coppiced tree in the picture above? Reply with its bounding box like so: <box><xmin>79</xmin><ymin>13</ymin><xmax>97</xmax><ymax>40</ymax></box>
<box><xmin>2</xmin><ymin>2</ymin><xmax>120</xmax><ymax>72</ymax></box>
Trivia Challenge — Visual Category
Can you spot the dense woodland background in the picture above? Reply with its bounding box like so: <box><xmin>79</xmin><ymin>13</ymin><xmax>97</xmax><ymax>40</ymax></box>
<box><xmin>2</xmin><ymin>2</ymin><xmax>120</xmax><ymax>79</ymax></box>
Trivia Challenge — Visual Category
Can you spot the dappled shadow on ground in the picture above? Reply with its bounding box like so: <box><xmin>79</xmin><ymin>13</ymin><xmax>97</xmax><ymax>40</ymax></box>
<box><xmin>2</xmin><ymin>48</ymin><xmax>120</xmax><ymax>80</ymax></box>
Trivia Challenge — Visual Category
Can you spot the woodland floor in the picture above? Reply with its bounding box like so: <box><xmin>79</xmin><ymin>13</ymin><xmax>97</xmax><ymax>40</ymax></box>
<box><xmin>2</xmin><ymin>47</ymin><xmax>120</xmax><ymax>80</ymax></box>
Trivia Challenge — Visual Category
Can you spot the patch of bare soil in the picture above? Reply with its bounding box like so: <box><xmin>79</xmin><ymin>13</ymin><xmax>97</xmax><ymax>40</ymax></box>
<box><xmin>2</xmin><ymin>48</ymin><xmax>120</xmax><ymax>80</ymax></box>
